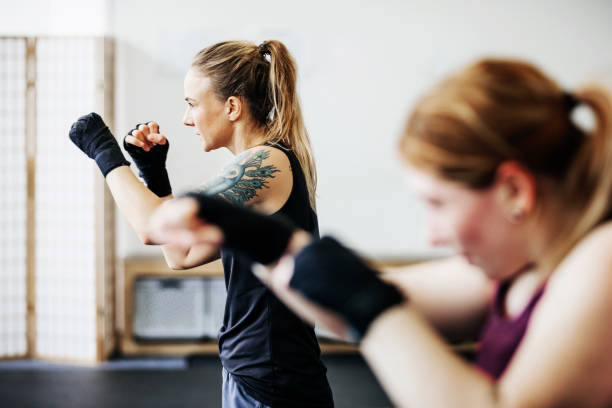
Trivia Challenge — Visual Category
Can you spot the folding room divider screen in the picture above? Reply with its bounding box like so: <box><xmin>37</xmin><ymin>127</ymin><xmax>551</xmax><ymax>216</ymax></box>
<box><xmin>0</xmin><ymin>37</ymin><xmax>27</xmax><ymax>360</ymax></box>
<box><xmin>0</xmin><ymin>37</ymin><xmax>116</xmax><ymax>363</ymax></box>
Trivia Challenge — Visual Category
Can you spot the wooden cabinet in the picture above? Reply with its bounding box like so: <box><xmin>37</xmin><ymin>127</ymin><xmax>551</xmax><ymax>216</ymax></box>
<box><xmin>119</xmin><ymin>258</ymin><xmax>358</xmax><ymax>356</ymax></box>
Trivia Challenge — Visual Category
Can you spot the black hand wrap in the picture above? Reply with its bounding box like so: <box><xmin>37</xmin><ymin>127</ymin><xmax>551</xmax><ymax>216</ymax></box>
<box><xmin>69</xmin><ymin>112</ymin><xmax>130</xmax><ymax>177</ymax></box>
<box><xmin>123</xmin><ymin>123</ymin><xmax>171</xmax><ymax>197</ymax></box>
<box><xmin>291</xmin><ymin>236</ymin><xmax>405</xmax><ymax>339</ymax></box>
<box><xmin>184</xmin><ymin>192</ymin><xmax>296</xmax><ymax>264</ymax></box>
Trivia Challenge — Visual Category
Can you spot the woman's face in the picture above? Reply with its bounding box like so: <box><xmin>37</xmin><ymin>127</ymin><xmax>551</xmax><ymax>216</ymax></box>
<box><xmin>183</xmin><ymin>68</ymin><xmax>231</xmax><ymax>152</ymax></box>
<box><xmin>406</xmin><ymin>165</ymin><xmax>530</xmax><ymax>280</ymax></box>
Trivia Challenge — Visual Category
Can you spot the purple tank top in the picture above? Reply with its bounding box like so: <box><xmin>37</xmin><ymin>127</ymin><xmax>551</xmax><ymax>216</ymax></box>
<box><xmin>474</xmin><ymin>281</ymin><xmax>545</xmax><ymax>379</ymax></box>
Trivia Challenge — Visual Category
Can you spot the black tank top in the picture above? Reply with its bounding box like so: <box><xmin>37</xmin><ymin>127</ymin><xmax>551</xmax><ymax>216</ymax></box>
<box><xmin>218</xmin><ymin>143</ymin><xmax>333</xmax><ymax>407</ymax></box>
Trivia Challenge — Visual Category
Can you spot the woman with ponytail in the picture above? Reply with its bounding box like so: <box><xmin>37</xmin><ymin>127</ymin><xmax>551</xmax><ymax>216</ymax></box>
<box><xmin>147</xmin><ymin>58</ymin><xmax>612</xmax><ymax>407</ymax></box>
<box><xmin>69</xmin><ymin>40</ymin><xmax>333</xmax><ymax>407</ymax></box>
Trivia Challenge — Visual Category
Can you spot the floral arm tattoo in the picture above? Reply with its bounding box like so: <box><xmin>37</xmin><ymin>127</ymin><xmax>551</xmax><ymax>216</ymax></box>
<box><xmin>198</xmin><ymin>149</ymin><xmax>280</xmax><ymax>206</ymax></box>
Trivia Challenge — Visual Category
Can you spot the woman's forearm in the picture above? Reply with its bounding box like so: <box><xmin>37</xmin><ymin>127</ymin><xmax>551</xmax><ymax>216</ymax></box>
<box><xmin>380</xmin><ymin>257</ymin><xmax>493</xmax><ymax>342</ymax></box>
<box><xmin>105</xmin><ymin>166</ymin><xmax>170</xmax><ymax>243</ymax></box>
<box><xmin>361</xmin><ymin>305</ymin><xmax>497</xmax><ymax>408</ymax></box>
<box><xmin>106</xmin><ymin>166</ymin><xmax>222</xmax><ymax>269</ymax></box>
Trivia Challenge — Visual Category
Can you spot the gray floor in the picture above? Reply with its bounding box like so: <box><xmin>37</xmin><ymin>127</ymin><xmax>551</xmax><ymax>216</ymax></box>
<box><xmin>0</xmin><ymin>354</ymin><xmax>392</xmax><ymax>408</ymax></box>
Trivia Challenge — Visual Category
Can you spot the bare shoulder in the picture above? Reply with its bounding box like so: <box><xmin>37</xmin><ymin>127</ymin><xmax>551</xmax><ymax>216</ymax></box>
<box><xmin>247</xmin><ymin>144</ymin><xmax>292</xmax><ymax>174</ymax></box>
<box><xmin>198</xmin><ymin>145</ymin><xmax>292</xmax><ymax>211</ymax></box>
<box><xmin>576</xmin><ymin>220</ymin><xmax>612</xmax><ymax>256</ymax></box>
<box><xmin>498</xmin><ymin>221</ymin><xmax>612</xmax><ymax>405</ymax></box>
<box><xmin>541</xmin><ymin>221</ymin><xmax>612</xmax><ymax>324</ymax></box>
<box><xmin>554</xmin><ymin>221</ymin><xmax>612</xmax><ymax>285</ymax></box>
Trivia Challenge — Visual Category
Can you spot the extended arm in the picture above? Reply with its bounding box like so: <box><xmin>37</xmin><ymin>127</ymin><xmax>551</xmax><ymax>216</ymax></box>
<box><xmin>69</xmin><ymin>113</ymin><xmax>219</xmax><ymax>269</ymax></box>
<box><xmin>381</xmin><ymin>257</ymin><xmax>494</xmax><ymax>342</ymax></box>
<box><xmin>144</xmin><ymin>171</ymin><xmax>612</xmax><ymax>406</ymax></box>
<box><xmin>268</xmin><ymin>224</ymin><xmax>612</xmax><ymax>407</ymax></box>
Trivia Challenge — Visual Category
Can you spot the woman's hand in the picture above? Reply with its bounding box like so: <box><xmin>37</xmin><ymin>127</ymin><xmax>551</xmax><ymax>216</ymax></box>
<box><xmin>68</xmin><ymin>112</ymin><xmax>131</xmax><ymax>177</ymax></box>
<box><xmin>253</xmin><ymin>254</ymin><xmax>356</xmax><ymax>342</ymax></box>
<box><xmin>124</xmin><ymin>122</ymin><xmax>167</xmax><ymax>152</ymax></box>
<box><xmin>254</xmin><ymin>236</ymin><xmax>406</xmax><ymax>341</ymax></box>
<box><xmin>123</xmin><ymin>122</ymin><xmax>172</xmax><ymax>197</ymax></box>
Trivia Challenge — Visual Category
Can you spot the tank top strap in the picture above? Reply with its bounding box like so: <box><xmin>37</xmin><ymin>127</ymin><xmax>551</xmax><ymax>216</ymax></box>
<box><xmin>523</xmin><ymin>284</ymin><xmax>546</xmax><ymax>316</ymax></box>
<box><xmin>475</xmin><ymin>279</ymin><xmax>547</xmax><ymax>378</ymax></box>
<box><xmin>263</xmin><ymin>141</ymin><xmax>317</xmax><ymax>236</ymax></box>
<box><xmin>263</xmin><ymin>140</ymin><xmax>289</xmax><ymax>151</ymax></box>
<box><xmin>493</xmin><ymin>278</ymin><xmax>547</xmax><ymax>320</ymax></box>
<box><xmin>263</xmin><ymin>141</ymin><xmax>305</xmax><ymax>188</ymax></box>
<box><xmin>263</xmin><ymin>141</ymin><xmax>297</xmax><ymax>163</ymax></box>
<box><xmin>492</xmin><ymin>281</ymin><xmax>510</xmax><ymax>316</ymax></box>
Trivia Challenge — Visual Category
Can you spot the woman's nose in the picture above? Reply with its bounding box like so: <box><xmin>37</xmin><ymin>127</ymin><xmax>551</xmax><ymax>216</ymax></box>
<box><xmin>183</xmin><ymin>109</ymin><xmax>193</xmax><ymax>126</ymax></box>
<box><xmin>427</xmin><ymin>224</ymin><xmax>449</xmax><ymax>247</ymax></box>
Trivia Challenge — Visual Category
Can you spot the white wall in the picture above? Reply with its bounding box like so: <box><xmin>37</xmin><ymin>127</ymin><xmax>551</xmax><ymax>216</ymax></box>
<box><xmin>0</xmin><ymin>0</ymin><xmax>108</xmax><ymax>36</ymax></box>
<box><xmin>5</xmin><ymin>0</ymin><xmax>612</xmax><ymax>260</ymax></box>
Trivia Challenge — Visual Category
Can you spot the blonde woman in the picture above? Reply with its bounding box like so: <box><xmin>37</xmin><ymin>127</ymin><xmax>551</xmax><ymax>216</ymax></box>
<box><xmin>147</xmin><ymin>58</ymin><xmax>612</xmax><ymax>407</ymax></box>
<box><xmin>69</xmin><ymin>40</ymin><xmax>333</xmax><ymax>408</ymax></box>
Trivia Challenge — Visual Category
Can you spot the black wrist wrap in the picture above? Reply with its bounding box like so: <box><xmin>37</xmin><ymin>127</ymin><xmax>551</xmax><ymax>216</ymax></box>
<box><xmin>291</xmin><ymin>236</ymin><xmax>405</xmax><ymax>338</ymax></box>
<box><xmin>69</xmin><ymin>112</ymin><xmax>130</xmax><ymax>177</ymax></box>
<box><xmin>123</xmin><ymin>123</ymin><xmax>171</xmax><ymax>197</ymax></box>
<box><xmin>185</xmin><ymin>193</ymin><xmax>296</xmax><ymax>264</ymax></box>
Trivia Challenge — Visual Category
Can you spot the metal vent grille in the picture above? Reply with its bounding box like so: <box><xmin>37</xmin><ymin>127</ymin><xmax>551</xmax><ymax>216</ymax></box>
<box><xmin>133</xmin><ymin>277</ymin><xmax>226</xmax><ymax>341</ymax></box>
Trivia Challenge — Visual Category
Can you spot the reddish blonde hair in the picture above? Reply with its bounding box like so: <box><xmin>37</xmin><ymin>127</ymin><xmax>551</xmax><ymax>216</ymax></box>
<box><xmin>400</xmin><ymin>58</ymin><xmax>612</xmax><ymax>274</ymax></box>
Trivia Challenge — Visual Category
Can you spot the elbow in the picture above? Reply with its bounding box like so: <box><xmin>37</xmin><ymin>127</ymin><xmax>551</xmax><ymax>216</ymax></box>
<box><xmin>137</xmin><ymin>231</ymin><xmax>155</xmax><ymax>246</ymax></box>
<box><xmin>167</xmin><ymin>262</ymin><xmax>187</xmax><ymax>271</ymax></box>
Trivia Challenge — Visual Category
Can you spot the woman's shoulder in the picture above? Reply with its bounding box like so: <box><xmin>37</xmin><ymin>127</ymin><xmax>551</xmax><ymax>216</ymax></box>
<box><xmin>578</xmin><ymin>219</ymin><xmax>612</xmax><ymax>245</ymax></box>
<box><xmin>233</xmin><ymin>144</ymin><xmax>292</xmax><ymax>212</ymax></box>
<box><xmin>547</xmin><ymin>221</ymin><xmax>612</xmax><ymax>291</ymax></box>
<box><xmin>240</xmin><ymin>144</ymin><xmax>292</xmax><ymax>177</ymax></box>
<box><xmin>558</xmin><ymin>221</ymin><xmax>612</xmax><ymax>277</ymax></box>
<box><xmin>500</xmin><ymin>222</ymin><xmax>612</xmax><ymax>405</ymax></box>
<box><xmin>199</xmin><ymin>145</ymin><xmax>292</xmax><ymax>209</ymax></box>
<box><xmin>537</xmin><ymin>221</ymin><xmax>612</xmax><ymax>321</ymax></box>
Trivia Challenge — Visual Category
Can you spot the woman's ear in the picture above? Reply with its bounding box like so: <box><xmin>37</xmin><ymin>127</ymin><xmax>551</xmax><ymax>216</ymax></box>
<box><xmin>495</xmin><ymin>161</ymin><xmax>537</xmax><ymax>223</ymax></box>
<box><xmin>226</xmin><ymin>96</ymin><xmax>242</xmax><ymax>121</ymax></box>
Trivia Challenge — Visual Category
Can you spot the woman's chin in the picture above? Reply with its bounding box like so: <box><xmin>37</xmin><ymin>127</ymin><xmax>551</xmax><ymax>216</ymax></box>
<box><xmin>462</xmin><ymin>253</ymin><xmax>473</xmax><ymax>264</ymax></box>
<box><xmin>199</xmin><ymin>139</ymin><xmax>212</xmax><ymax>152</ymax></box>
<box><xmin>202</xmin><ymin>142</ymin><xmax>222</xmax><ymax>153</ymax></box>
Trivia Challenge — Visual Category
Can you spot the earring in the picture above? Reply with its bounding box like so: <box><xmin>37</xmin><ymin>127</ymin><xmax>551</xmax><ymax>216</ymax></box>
<box><xmin>509</xmin><ymin>207</ymin><xmax>524</xmax><ymax>223</ymax></box>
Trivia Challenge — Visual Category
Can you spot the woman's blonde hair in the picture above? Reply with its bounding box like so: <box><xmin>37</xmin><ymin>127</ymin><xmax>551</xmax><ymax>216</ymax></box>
<box><xmin>400</xmin><ymin>58</ymin><xmax>612</xmax><ymax>275</ymax></box>
<box><xmin>191</xmin><ymin>40</ymin><xmax>317</xmax><ymax>210</ymax></box>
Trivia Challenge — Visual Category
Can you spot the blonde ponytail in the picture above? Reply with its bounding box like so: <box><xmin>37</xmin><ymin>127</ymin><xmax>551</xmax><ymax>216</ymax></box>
<box><xmin>260</xmin><ymin>40</ymin><xmax>317</xmax><ymax>210</ymax></box>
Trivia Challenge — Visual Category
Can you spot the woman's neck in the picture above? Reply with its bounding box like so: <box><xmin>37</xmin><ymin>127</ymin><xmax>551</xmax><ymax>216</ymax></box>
<box><xmin>226</xmin><ymin>121</ymin><xmax>267</xmax><ymax>155</ymax></box>
<box><xmin>505</xmin><ymin>263</ymin><xmax>547</xmax><ymax>317</ymax></box>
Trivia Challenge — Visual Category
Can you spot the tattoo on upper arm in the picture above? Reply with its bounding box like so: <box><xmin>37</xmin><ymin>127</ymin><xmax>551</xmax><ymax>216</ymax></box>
<box><xmin>198</xmin><ymin>150</ymin><xmax>280</xmax><ymax>206</ymax></box>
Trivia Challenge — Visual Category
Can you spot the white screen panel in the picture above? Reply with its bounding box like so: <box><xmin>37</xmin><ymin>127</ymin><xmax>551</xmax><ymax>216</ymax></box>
<box><xmin>0</xmin><ymin>38</ymin><xmax>27</xmax><ymax>358</ymax></box>
<box><xmin>35</xmin><ymin>37</ymin><xmax>100</xmax><ymax>361</ymax></box>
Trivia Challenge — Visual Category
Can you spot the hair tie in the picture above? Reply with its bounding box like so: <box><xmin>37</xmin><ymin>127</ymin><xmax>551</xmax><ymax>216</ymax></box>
<box><xmin>562</xmin><ymin>91</ymin><xmax>579</xmax><ymax>112</ymax></box>
<box><xmin>258</xmin><ymin>42</ymin><xmax>271</xmax><ymax>61</ymax></box>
